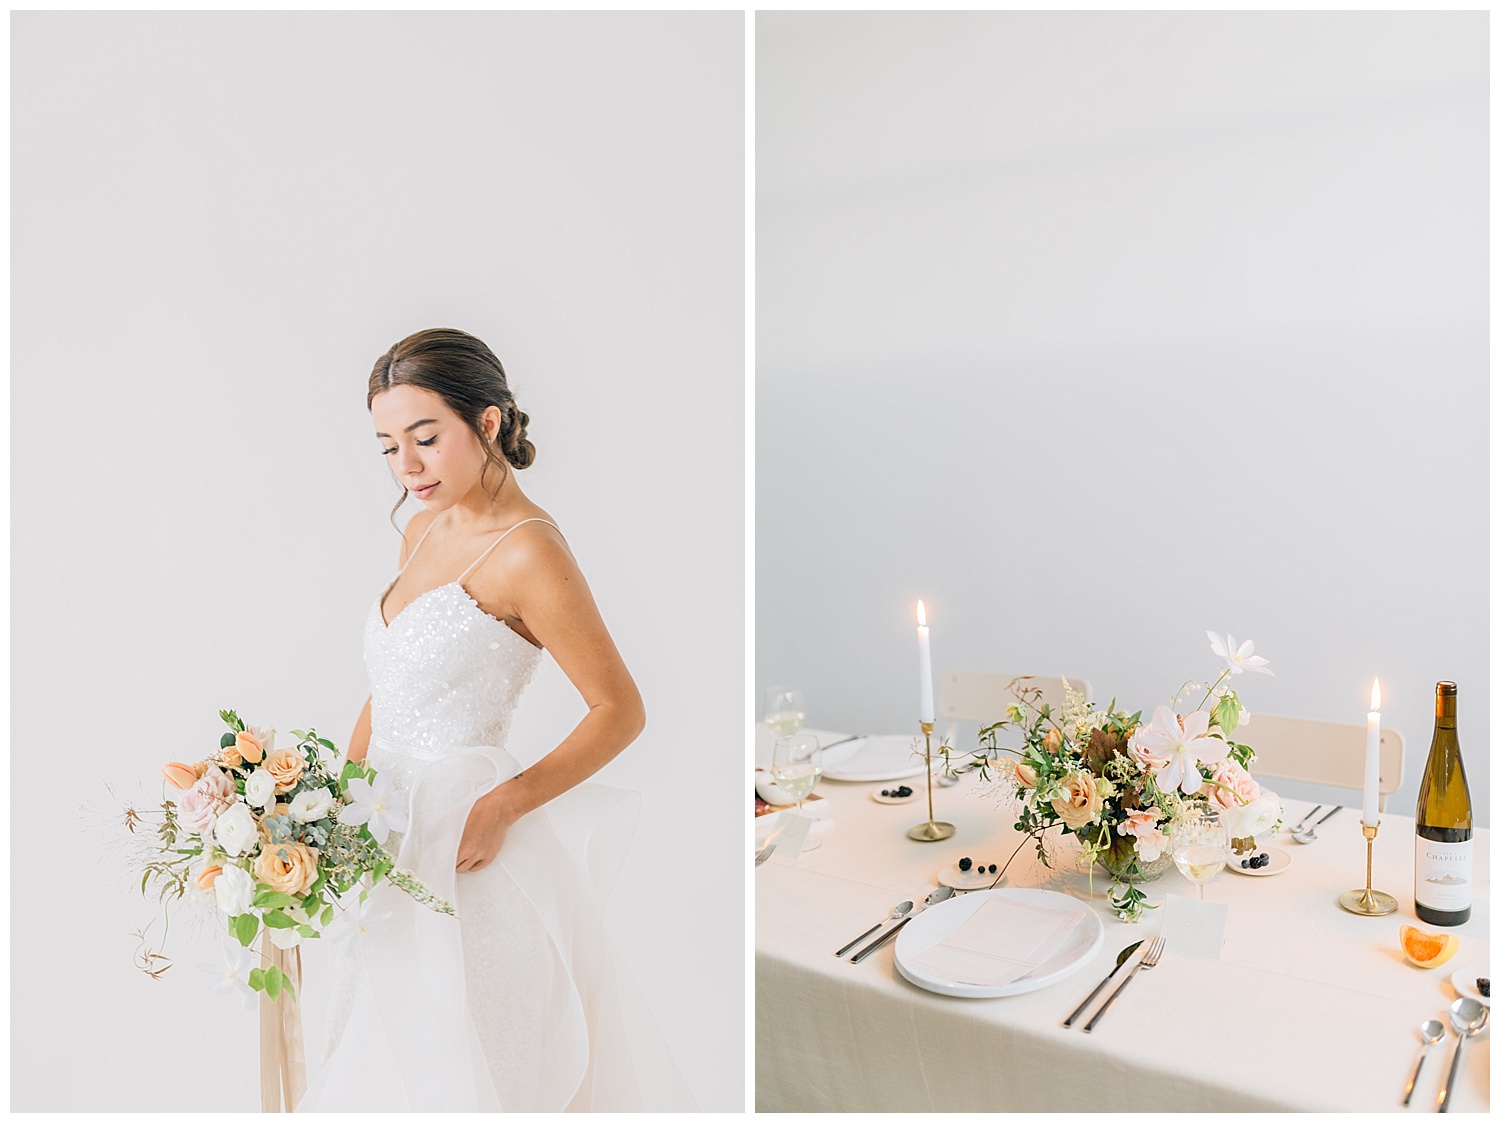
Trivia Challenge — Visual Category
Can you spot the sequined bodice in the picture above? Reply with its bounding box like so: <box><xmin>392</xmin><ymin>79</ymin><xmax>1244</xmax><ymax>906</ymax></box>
<box><xmin>364</xmin><ymin>581</ymin><xmax>541</xmax><ymax>787</ymax></box>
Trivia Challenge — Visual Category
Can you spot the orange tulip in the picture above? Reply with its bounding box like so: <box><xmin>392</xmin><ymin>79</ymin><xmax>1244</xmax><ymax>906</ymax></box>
<box><xmin>195</xmin><ymin>863</ymin><xmax>223</xmax><ymax>890</ymax></box>
<box><xmin>235</xmin><ymin>731</ymin><xmax>265</xmax><ymax>765</ymax></box>
<box><xmin>162</xmin><ymin>762</ymin><xmax>200</xmax><ymax>790</ymax></box>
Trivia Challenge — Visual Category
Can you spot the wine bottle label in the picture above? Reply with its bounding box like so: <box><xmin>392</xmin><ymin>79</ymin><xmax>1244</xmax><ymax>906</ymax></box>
<box><xmin>1414</xmin><ymin>837</ymin><xmax>1473</xmax><ymax>911</ymax></box>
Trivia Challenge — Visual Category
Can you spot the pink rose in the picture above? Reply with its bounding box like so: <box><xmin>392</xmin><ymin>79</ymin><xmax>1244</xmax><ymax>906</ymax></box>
<box><xmin>1127</xmin><ymin>725</ymin><xmax>1170</xmax><ymax>775</ymax></box>
<box><xmin>1207</xmin><ymin>760</ymin><xmax>1260</xmax><ymax>813</ymax></box>
<box><xmin>178</xmin><ymin>765</ymin><xmax>235</xmax><ymax>836</ymax></box>
<box><xmin>1116</xmin><ymin>808</ymin><xmax>1168</xmax><ymax>862</ymax></box>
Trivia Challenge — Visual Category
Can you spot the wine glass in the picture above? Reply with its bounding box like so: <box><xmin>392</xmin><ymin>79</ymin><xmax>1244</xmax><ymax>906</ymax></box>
<box><xmin>762</xmin><ymin>684</ymin><xmax>806</xmax><ymax>739</ymax></box>
<box><xmin>770</xmin><ymin>732</ymin><xmax>823</xmax><ymax>851</ymax></box>
<box><xmin>1172</xmin><ymin>805</ymin><xmax>1228</xmax><ymax>901</ymax></box>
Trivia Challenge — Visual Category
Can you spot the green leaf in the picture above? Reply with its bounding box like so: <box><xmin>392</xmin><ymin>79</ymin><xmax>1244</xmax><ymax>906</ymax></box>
<box><xmin>221</xmin><ymin>732</ymin><xmax>237</xmax><ymax>749</ymax></box>
<box><xmin>290</xmin><ymin>730</ymin><xmax>308</xmax><ymax>741</ymax></box>
<box><xmin>262</xmin><ymin>910</ymin><xmax>296</xmax><ymax>929</ymax></box>
<box><xmin>249</xmin><ymin>967</ymin><xmax>266</xmax><ymax>991</ymax></box>
<box><xmin>234</xmin><ymin>912</ymin><xmax>259</xmax><ymax>947</ymax></box>
<box><xmin>372</xmin><ymin>858</ymin><xmax>392</xmax><ymax>885</ymax></box>
<box><xmin>297</xmin><ymin>924</ymin><xmax>317</xmax><ymax>939</ymax></box>
<box><xmin>265</xmin><ymin>966</ymin><xmax>282</xmax><ymax>1000</ymax></box>
<box><xmin>321</xmin><ymin>905</ymin><xmax>335</xmax><ymax>927</ymax></box>
<box><xmin>254</xmin><ymin>890</ymin><xmax>298</xmax><ymax>909</ymax></box>
<box><xmin>1213</xmin><ymin>692</ymin><xmax>1242</xmax><ymax>737</ymax></box>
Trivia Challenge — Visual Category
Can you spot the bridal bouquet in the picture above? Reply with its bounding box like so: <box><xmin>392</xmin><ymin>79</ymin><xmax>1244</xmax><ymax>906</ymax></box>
<box><xmin>131</xmin><ymin>709</ymin><xmax>452</xmax><ymax>999</ymax></box>
<box><xmin>948</xmin><ymin>632</ymin><xmax>1281</xmax><ymax>921</ymax></box>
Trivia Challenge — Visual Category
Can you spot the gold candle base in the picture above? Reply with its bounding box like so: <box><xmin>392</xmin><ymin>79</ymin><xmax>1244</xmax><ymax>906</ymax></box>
<box><xmin>907</xmin><ymin>721</ymin><xmax>955</xmax><ymax>842</ymax></box>
<box><xmin>1338</xmin><ymin>820</ymin><xmax>1398</xmax><ymax>916</ymax></box>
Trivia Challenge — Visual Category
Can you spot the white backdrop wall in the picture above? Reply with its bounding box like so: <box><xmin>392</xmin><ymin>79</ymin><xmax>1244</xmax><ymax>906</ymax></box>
<box><xmin>13</xmin><ymin>12</ymin><xmax>744</xmax><ymax>1111</ymax></box>
<box><xmin>756</xmin><ymin>12</ymin><xmax>1488</xmax><ymax>824</ymax></box>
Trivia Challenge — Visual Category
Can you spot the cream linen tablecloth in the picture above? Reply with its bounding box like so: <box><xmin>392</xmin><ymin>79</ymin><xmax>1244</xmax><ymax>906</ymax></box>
<box><xmin>755</xmin><ymin>728</ymin><xmax>1491</xmax><ymax>1112</ymax></box>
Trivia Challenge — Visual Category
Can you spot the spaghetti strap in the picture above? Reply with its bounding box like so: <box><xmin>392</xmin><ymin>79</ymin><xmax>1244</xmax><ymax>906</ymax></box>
<box><xmin>457</xmin><ymin>517</ymin><xmax>562</xmax><ymax>583</ymax></box>
<box><xmin>398</xmin><ymin>514</ymin><xmax>444</xmax><ymax>574</ymax></box>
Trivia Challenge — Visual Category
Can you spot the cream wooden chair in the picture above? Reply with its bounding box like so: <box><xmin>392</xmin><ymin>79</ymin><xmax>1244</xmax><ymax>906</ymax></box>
<box><xmin>938</xmin><ymin>670</ymin><xmax>1093</xmax><ymax>753</ymax></box>
<box><xmin>1238</xmin><ymin>712</ymin><xmax>1405</xmax><ymax>811</ymax></box>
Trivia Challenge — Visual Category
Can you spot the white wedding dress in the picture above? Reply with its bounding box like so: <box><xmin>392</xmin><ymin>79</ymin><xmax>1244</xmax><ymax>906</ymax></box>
<box><xmin>297</xmin><ymin>518</ymin><xmax>695</xmax><ymax>1112</ymax></box>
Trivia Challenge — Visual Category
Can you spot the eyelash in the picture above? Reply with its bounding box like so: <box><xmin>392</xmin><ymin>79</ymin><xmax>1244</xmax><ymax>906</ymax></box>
<box><xmin>382</xmin><ymin>436</ymin><xmax>437</xmax><ymax>455</ymax></box>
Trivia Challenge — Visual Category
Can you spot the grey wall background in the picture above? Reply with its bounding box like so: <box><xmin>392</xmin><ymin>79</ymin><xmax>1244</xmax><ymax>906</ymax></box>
<box><xmin>13</xmin><ymin>11</ymin><xmax>743</xmax><ymax>1111</ymax></box>
<box><xmin>757</xmin><ymin>12</ymin><xmax>1488</xmax><ymax>824</ymax></box>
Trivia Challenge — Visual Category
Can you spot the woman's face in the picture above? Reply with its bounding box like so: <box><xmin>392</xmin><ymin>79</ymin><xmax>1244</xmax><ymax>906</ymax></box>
<box><xmin>372</xmin><ymin>384</ymin><xmax>500</xmax><ymax>509</ymax></box>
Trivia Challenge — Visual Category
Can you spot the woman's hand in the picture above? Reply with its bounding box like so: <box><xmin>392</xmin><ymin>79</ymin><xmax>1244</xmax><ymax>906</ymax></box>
<box><xmin>456</xmin><ymin>781</ymin><xmax>523</xmax><ymax>873</ymax></box>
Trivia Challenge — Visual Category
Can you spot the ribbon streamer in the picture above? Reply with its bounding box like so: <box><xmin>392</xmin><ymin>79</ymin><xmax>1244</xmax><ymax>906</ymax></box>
<box><xmin>258</xmin><ymin>934</ymin><xmax>307</xmax><ymax>1112</ymax></box>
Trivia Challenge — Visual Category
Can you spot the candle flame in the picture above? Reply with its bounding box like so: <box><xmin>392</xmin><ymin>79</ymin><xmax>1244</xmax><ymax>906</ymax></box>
<box><xmin>917</xmin><ymin>600</ymin><xmax>927</xmax><ymax>628</ymax></box>
<box><xmin>1371</xmin><ymin>679</ymin><xmax>1381</xmax><ymax>711</ymax></box>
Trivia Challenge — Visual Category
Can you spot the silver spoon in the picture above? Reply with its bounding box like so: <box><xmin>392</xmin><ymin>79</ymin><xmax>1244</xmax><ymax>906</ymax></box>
<box><xmin>1402</xmin><ymin>1019</ymin><xmax>1445</xmax><ymax>1106</ymax></box>
<box><xmin>1290</xmin><ymin>805</ymin><xmax>1342</xmax><ymax>844</ymax></box>
<box><xmin>850</xmin><ymin>885</ymin><xmax>956</xmax><ymax>963</ymax></box>
<box><xmin>1437</xmin><ymin>997</ymin><xmax>1489</xmax><ymax>1112</ymax></box>
<box><xmin>835</xmin><ymin>900</ymin><xmax>912</xmax><ymax>957</ymax></box>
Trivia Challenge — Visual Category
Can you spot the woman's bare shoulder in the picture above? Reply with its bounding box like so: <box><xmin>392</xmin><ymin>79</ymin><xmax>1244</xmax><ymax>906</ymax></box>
<box><xmin>398</xmin><ymin>507</ymin><xmax>440</xmax><ymax>567</ymax></box>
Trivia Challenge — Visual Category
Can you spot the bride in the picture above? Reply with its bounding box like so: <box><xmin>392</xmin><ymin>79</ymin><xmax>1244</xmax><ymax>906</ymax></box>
<box><xmin>298</xmin><ymin>328</ymin><xmax>695</xmax><ymax>1112</ymax></box>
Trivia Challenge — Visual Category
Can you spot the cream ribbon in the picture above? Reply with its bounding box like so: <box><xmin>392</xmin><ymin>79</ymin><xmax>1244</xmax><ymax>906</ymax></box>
<box><xmin>258</xmin><ymin>933</ymin><xmax>307</xmax><ymax>1113</ymax></box>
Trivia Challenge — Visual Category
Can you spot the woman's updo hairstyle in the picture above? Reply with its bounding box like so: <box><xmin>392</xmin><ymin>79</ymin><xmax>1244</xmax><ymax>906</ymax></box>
<box><xmin>368</xmin><ymin>328</ymin><xmax>535</xmax><ymax>518</ymax></box>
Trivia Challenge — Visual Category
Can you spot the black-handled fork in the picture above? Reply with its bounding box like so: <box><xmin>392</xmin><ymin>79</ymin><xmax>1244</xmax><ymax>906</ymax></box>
<box><xmin>1082</xmin><ymin>935</ymin><xmax>1165</xmax><ymax>1032</ymax></box>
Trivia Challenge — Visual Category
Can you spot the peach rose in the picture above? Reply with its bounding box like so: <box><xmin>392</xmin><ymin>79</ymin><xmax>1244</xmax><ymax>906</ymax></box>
<box><xmin>263</xmin><ymin>748</ymin><xmax>305</xmax><ymax>794</ymax></box>
<box><xmin>1049</xmin><ymin>770</ymin><xmax>1103</xmax><ymax>830</ymax></box>
<box><xmin>1043</xmin><ymin>728</ymin><xmax>1064</xmax><ymax>753</ymax></box>
<box><xmin>195</xmin><ymin>863</ymin><xmax>223</xmax><ymax>890</ymax></box>
<box><xmin>162</xmin><ymin>761</ymin><xmax>203</xmax><ymax>790</ymax></box>
<box><xmin>254</xmin><ymin>841</ymin><xmax>318</xmax><ymax>898</ymax></box>
<box><xmin>1014</xmin><ymin>762</ymin><xmax>1038</xmax><ymax>788</ymax></box>
<box><xmin>235</xmin><ymin>731</ymin><xmax>266</xmax><ymax>765</ymax></box>
<box><xmin>1207</xmin><ymin>760</ymin><xmax>1260</xmax><ymax>814</ymax></box>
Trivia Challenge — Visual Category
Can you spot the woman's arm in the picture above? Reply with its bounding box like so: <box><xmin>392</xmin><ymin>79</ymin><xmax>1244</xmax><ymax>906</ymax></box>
<box><xmin>349</xmin><ymin>510</ymin><xmax>435</xmax><ymax>766</ymax></box>
<box><xmin>346</xmin><ymin>694</ymin><xmax>372</xmax><ymax>764</ymax></box>
<box><xmin>456</xmin><ymin>529</ymin><xmax>644</xmax><ymax>872</ymax></box>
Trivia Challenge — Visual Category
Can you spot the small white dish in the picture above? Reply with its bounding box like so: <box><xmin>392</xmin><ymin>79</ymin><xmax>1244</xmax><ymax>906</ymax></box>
<box><xmin>1451</xmin><ymin>966</ymin><xmax>1491</xmax><ymax>1005</ymax></box>
<box><xmin>1226</xmin><ymin>848</ymin><xmax>1291</xmax><ymax>877</ymax></box>
<box><xmin>872</xmin><ymin>787</ymin><xmax>920</xmax><ymax>805</ymax></box>
<box><xmin>938</xmin><ymin>861</ymin><xmax>1007</xmax><ymax>891</ymax></box>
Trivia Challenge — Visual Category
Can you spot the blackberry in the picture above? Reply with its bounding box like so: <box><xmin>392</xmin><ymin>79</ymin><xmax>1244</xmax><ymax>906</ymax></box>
<box><xmin>1479</xmin><ymin>978</ymin><xmax>1490</xmax><ymax>998</ymax></box>
<box><xmin>958</xmin><ymin>857</ymin><xmax>972</xmax><ymax>872</ymax></box>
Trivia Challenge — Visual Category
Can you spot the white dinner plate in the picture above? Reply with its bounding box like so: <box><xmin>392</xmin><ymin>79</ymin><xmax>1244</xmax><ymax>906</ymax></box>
<box><xmin>819</xmin><ymin>735</ymin><xmax>927</xmax><ymax>782</ymax></box>
<box><xmin>893</xmin><ymin>888</ymin><xmax>1104</xmax><ymax>998</ymax></box>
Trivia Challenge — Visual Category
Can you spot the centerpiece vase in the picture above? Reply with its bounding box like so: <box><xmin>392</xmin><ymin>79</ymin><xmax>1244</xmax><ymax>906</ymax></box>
<box><xmin>1095</xmin><ymin>834</ymin><xmax>1174</xmax><ymax>884</ymax></box>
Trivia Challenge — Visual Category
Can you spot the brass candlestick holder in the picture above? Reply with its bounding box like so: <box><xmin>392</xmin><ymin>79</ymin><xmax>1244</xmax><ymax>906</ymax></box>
<box><xmin>1338</xmin><ymin>820</ymin><xmax>1397</xmax><ymax>915</ymax></box>
<box><xmin>907</xmin><ymin>720</ymin><xmax>955</xmax><ymax>841</ymax></box>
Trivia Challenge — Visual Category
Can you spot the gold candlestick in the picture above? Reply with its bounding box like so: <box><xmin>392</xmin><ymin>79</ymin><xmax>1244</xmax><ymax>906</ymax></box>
<box><xmin>1338</xmin><ymin>820</ymin><xmax>1397</xmax><ymax>915</ymax></box>
<box><xmin>907</xmin><ymin>721</ymin><xmax>955</xmax><ymax>841</ymax></box>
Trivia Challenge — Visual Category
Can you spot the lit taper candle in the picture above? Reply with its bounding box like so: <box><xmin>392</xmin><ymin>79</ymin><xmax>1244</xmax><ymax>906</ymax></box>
<box><xmin>1362</xmin><ymin>680</ymin><xmax>1381</xmax><ymax>827</ymax></box>
<box><xmin>917</xmin><ymin>600</ymin><xmax>934</xmax><ymax>724</ymax></box>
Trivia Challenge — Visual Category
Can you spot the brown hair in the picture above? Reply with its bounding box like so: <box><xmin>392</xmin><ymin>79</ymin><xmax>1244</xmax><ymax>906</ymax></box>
<box><xmin>368</xmin><ymin>327</ymin><xmax>535</xmax><ymax>525</ymax></box>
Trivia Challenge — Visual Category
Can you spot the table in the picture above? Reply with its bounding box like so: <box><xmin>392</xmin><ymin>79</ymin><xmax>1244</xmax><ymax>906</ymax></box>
<box><xmin>755</xmin><ymin>728</ymin><xmax>1490</xmax><ymax>1112</ymax></box>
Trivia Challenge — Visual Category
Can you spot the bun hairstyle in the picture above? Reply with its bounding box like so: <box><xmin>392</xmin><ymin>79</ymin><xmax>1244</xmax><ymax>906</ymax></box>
<box><xmin>368</xmin><ymin>328</ymin><xmax>535</xmax><ymax>520</ymax></box>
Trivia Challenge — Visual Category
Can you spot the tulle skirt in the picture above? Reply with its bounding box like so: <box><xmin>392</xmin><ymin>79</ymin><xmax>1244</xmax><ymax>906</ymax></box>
<box><xmin>296</xmin><ymin>740</ymin><xmax>696</xmax><ymax>1112</ymax></box>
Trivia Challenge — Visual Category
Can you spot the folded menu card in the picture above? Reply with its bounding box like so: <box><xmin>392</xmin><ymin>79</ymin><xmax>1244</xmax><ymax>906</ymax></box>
<box><xmin>907</xmin><ymin>895</ymin><xmax>1084</xmax><ymax>987</ymax></box>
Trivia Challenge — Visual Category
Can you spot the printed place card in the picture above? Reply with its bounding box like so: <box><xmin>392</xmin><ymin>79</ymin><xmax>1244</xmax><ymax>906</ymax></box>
<box><xmin>1162</xmin><ymin>892</ymin><xmax>1228</xmax><ymax>959</ymax></box>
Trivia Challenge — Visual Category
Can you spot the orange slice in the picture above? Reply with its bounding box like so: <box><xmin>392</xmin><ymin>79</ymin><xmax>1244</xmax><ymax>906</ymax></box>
<box><xmin>1400</xmin><ymin>924</ymin><xmax>1460</xmax><ymax>969</ymax></box>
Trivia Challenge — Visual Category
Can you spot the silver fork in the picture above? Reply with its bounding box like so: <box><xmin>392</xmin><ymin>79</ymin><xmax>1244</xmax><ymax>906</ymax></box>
<box><xmin>754</xmin><ymin>842</ymin><xmax>776</xmax><ymax>866</ymax></box>
<box><xmin>1082</xmin><ymin>935</ymin><xmax>1165</xmax><ymax>1033</ymax></box>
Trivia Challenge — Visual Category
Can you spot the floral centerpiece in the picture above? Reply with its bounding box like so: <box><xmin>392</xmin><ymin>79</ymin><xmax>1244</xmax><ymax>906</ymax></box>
<box><xmin>946</xmin><ymin>632</ymin><xmax>1281</xmax><ymax>920</ymax></box>
<box><xmin>129</xmin><ymin>708</ymin><xmax>451</xmax><ymax>999</ymax></box>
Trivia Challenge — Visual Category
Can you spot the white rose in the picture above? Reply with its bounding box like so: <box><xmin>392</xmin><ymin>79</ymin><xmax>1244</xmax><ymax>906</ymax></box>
<box><xmin>243</xmin><ymin>769</ymin><xmax>276</xmax><ymax>810</ymax></box>
<box><xmin>214</xmin><ymin>863</ymin><xmax>256</xmax><ymax>916</ymax></box>
<box><xmin>268</xmin><ymin>925</ymin><xmax>304</xmax><ymax>950</ymax></box>
<box><xmin>214</xmin><ymin>802</ymin><xmax>259</xmax><ymax>857</ymax></box>
<box><xmin>1226</xmin><ymin>789</ymin><xmax>1282</xmax><ymax>839</ymax></box>
<box><xmin>290</xmin><ymin>787</ymin><xmax>337</xmax><ymax>823</ymax></box>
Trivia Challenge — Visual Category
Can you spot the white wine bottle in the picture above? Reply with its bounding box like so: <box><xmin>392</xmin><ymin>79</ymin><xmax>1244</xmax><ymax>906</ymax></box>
<box><xmin>1414</xmin><ymin>681</ymin><xmax>1473</xmax><ymax>926</ymax></box>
